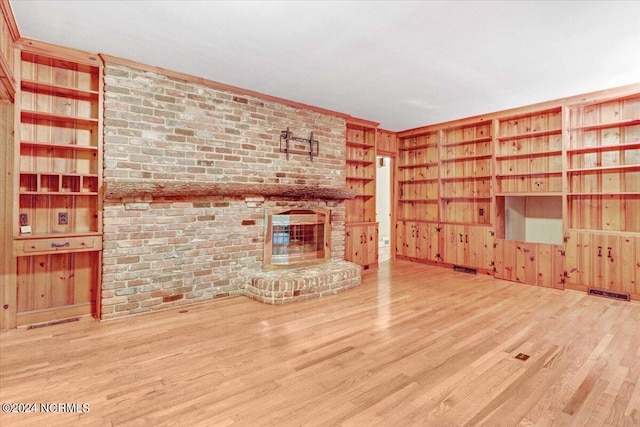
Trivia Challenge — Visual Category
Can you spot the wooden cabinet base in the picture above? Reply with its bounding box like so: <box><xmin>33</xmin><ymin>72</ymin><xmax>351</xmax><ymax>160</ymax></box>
<box><xmin>17</xmin><ymin>303</ymin><xmax>94</xmax><ymax>327</ymax></box>
<box><xmin>395</xmin><ymin>256</ymin><xmax>494</xmax><ymax>276</ymax></box>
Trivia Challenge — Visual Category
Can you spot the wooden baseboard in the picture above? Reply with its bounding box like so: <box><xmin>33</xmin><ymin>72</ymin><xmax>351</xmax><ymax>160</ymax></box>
<box><xmin>17</xmin><ymin>303</ymin><xmax>94</xmax><ymax>327</ymax></box>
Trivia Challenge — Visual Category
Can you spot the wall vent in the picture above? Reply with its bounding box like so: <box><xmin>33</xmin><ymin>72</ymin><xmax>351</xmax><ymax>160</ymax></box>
<box><xmin>27</xmin><ymin>317</ymin><xmax>79</xmax><ymax>330</ymax></box>
<box><xmin>453</xmin><ymin>266</ymin><xmax>477</xmax><ymax>275</ymax></box>
<box><xmin>588</xmin><ymin>287</ymin><xmax>630</xmax><ymax>302</ymax></box>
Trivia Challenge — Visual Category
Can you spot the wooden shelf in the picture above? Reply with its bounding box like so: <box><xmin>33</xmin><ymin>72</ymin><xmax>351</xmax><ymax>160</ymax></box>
<box><xmin>567</xmin><ymin>142</ymin><xmax>640</xmax><ymax>155</ymax></box>
<box><xmin>496</xmin><ymin>171</ymin><xmax>562</xmax><ymax>178</ymax></box>
<box><xmin>441</xmin><ymin>196</ymin><xmax>492</xmax><ymax>201</ymax></box>
<box><xmin>567</xmin><ymin>192</ymin><xmax>640</xmax><ymax>196</ymax></box>
<box><xmin>346</xmin><ymin>159</ymin><xmax>375</xmax><ymax>165</ymax></box>
<box><xmin>497</xmin><ymin>129</ymin><xmax>562</xmax><ymax>141</ymax></box>
<box><xmin>567</xmin><ymin>164</ymin><xmax>640</xmax><ymax>174</ymax></box>
<box><xmin>398</xmin><ymin>162</ymin><xmax>438</xmax><ymax>169</ymax></box>
<box><xmin>21</xmin><ymin>110</ymin><xmax>98</xmax><ymax>126</ymax></box>
<box><xmin>398</xmin><ymin>178</ymin><xmax>438</xmax><ymax>183</ymax></box>
<box><xmin>496</xmin><ymin>192</ymin><xmax>561</xmax><ymax>197</ymax></box>
<box><xmin>346</xmin><ymin>140</ymin><xmax>375</xmax><ymax>149</ymax></box>
<box><xmin>20</xmin><ymin>191</ymin><xmax>98</xmax><ymax>195</ymax></box>
<box><xmin>21</xmin><ymin>79</ymin><xmax>99</xmax><ymax>101</ymax></box>
<box><xmin>441</xmin><ymin>175</ymin><xmax>492</xmax><ymax>181</ymax></box>
<box><xmin>441</xmin><ymin>154</ymin><xmax>492</xmax><ymax>163</ymax></box>
<box><xmin>495</xmin><ymin>150</ymin><xmax>562</xmax><ymax>160</ymax></box>
<box><xmin>399</xmin><ymin>199</ymin><xmax>439</xmax><ymax>203</ymax></box>
<box><xmin>439</xmin><ymin>221</ymin><xmax>493</xmax><ymax>227</ymax></box>
<box><xmin>398</xmin><ymin>143</ymin><xmax>438</xmax><ymax>151</ymax></box>
<box><xmin>20</xmin><ymin>140</ymin><xmax>98</xmax><ymax>151</ymax></box>
<box><xmin>346</xmin><ymin>176</ymin><xmax>374</xmax><ymax>181</ymax></box>
<box><xmin>571</xmin><ymin>118</ymin><xmax>640</xmax><ymax>132</ymax></box>
<box><xmin>21</xmin><ymin>51</ymin><xmax>99</xmax><ymax>74</ymax></box>
<box><xmin>14</xmin><ymin>231</ymin><xmax>102</xmax><ymax>240</ymax></box>
<box><xmin>441</xmin><ymin>136</ymin><xmax>492</xmax><ymax>147</ymax></box>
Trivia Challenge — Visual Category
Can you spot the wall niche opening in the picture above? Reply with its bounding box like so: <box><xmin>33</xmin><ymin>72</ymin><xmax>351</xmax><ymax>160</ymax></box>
<box><xmin>496</xmin><ymin>196</ymin><xmax>563</xmax><ymax>244</ymax></box>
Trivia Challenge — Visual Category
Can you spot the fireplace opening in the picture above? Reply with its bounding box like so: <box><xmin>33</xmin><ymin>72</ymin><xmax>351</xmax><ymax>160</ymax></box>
<box><xmin>264</xmin><ymin>208</ymin><xmax>331</xmax><ymax>267</ymax></box>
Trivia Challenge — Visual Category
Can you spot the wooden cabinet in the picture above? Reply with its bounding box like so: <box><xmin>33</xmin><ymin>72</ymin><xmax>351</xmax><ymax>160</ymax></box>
<box><xmin>345</xmin><ymin>223</ymin><xmax>378</xmax><ymax>270</ymax></box>
<box><xmin>395</xmin><ymin>221</ymin><xmax>439</xmax><ymax>263</ymax></box>
<box><xmin>11</xmin><ymin>46</ymin><xmax>103</xmax><ymax>327</ymax></box>
<box><xmin>494</xmin><ymin>239</ymin><xmax>564</xmax><ymax>289</ymax></box>
<box><xmin>564</xmin><ymin>231</ymin><xmax>640</xmax><ymax>300</ymax></box>
<box><xmin>345</xmin><ymin>119</ymin><xmax>378</xmax><ymax>268</ymax></box>
<box><xmin>440</xmin><ymin>224</ymin><xmax>493</xmax><ymax>272</ymax></box>
<box><xmin>562</xmin><ymin>95</ymin><xmax>640</xmax><ymax>300</ymax></box>
<box><xmin>567</xmin><ymin>95</ymin><xmax>640</xmax><ymax>233</ymax></box>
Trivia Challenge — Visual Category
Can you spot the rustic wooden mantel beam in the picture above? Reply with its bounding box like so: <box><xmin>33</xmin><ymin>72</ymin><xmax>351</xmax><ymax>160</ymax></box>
<box><xmin>104</xmin><ymin>180</ymin><xmax>357</xmax><ymax>201</ymax></box>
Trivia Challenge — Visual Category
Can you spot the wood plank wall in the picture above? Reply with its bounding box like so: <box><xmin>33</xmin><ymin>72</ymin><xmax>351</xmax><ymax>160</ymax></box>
<box><xmin>0</xmin><ymin>99</ymin><xmax>15</xmax><ymax>330</ymax></box>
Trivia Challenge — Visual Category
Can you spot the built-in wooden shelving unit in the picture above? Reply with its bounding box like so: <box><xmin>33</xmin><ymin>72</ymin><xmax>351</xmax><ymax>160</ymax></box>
<box><xmin>11</xmin><ymin>45</ymin><xmax>103</xmax><ymax>327</ymax></box>
<box><xmin>344</xmin><ymin>119</ymin><xmax>378</xmax><ymax>269</ymax></box>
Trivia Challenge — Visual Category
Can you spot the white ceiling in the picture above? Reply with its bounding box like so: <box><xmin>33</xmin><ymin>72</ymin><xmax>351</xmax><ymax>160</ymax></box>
<box><xmin>9</xmin><ymin>0</ymin><xmax>640</xmax><ymax>131</ymax></box>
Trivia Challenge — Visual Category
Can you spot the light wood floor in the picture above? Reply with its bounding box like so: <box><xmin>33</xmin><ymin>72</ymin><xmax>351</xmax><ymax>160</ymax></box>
<box><xmin>1</xmin><ymin>260</ymin><xmax>639</xmax><ymax>426</ymax></box>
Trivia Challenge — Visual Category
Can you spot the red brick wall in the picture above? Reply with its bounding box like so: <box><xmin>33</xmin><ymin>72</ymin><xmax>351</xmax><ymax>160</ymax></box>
<box><xmin>102</xmin><ymin>62</ymin><xmax>347</xmax><ymax>319</ymax></box>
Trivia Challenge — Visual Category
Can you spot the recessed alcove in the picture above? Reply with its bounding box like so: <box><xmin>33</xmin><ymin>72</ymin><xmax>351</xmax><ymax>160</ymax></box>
<box><xmin>496</xmin><ymin>195</ymin><xmax>563</xmax><ymax>245</ymax></box>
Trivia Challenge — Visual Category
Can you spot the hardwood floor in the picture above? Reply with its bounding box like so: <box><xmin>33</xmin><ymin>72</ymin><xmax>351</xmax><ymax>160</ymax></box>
<box><xmin>1</xmin><ymin>260</ymin><xmax>639</xmax><ymax>426</ymax></box>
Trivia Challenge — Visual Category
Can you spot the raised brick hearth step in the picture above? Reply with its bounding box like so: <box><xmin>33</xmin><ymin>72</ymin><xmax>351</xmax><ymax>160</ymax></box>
<box><xmin>245</xmin><ymin>260</ymin><xmax>361</xmax><ymax>304</ymax></box>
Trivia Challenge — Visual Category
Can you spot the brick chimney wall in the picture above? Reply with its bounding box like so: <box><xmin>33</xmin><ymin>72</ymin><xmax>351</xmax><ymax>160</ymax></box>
<box><xmin>101</xmin><ymin>62</ymin><xmax>347</xmax><ymax>319</ymax></box>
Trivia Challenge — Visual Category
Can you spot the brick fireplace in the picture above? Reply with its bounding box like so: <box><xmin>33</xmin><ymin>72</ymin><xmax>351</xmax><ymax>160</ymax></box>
<box><xmin>100</xmin><ymin>58</ymin><xmax>361</xmax><ymax>318</ymax></box>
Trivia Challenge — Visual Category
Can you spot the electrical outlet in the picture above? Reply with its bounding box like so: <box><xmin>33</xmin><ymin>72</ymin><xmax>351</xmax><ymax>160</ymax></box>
<box><xmin>20</xmin><ymin>213</ymin><xmax>29</xmax><ymax>226</ymax></box>
<box><xmin>58</xmin><ymin>212</ymin><xmax>68</xmax><ymax>225</ymax></box>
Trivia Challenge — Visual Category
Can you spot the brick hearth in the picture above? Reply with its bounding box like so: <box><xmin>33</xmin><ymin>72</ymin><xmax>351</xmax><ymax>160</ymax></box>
<box><xmin>245</xmin><ymin>260</ymin><xmax>361</xmax><ymax>304</ymax></box>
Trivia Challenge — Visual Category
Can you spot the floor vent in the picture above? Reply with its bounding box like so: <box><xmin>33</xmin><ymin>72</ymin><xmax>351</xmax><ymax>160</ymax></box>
<box><xmin>453</xmin><ymin>265</ymin><xmax>477</xmax><ymax>275</ymax></box>
<box><xmin>27</xmin><ymin>317</ymin><xmax>80</xmax><ymax>330</ymax></box>
<box><xmin>588</xmin><ymin>287</ymin><xmax>630</xmax><ymax>302</ymax></box>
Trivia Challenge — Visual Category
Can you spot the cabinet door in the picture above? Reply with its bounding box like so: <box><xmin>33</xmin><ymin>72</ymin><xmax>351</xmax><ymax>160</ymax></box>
<box><xmin>591</xmin><ymin>234</ymin><xmax>621</xmax><ymax>291</ymax></box>
<box><xmin>564</xmin><ymin>231</ymin><xmax>593</xmax><ymax>288</ymax></box>
<box><xmin>364</xmin><ymin>223</ymin><xmax>378</xmax><ymax>267</ymax></box>
<box><xmin>441</xmin><ymin>224</ymin><xmax>460</xmax><ymax>265</ymax></box>
<box><xmin>420</xmin><ymin>222</ymin><xmax>440</xmax><ymax>262</ymax></box>
<box><xmin>496</xmin><ymin>239</ymin><xmax>564</xmax><ymax>288</ymax></box>
<box><xmin>468</xmin><ymin>226</ymin><xmax>493</xmax><ymax>271</ymax></box>
<box><xmin>406</xmin><ymin>222</ymin><xmax>420</xmax><ymax>259</ymax></box>
<box><xmin>344</xmin><ymin>224</ymin><xmax>362</xmax><ymax>265</ymax></box>
<box><xmin>395</xmin><ymin>221</ymin><xmax>407</xmax><ymax>258</ymax></box>
<box><xmin>345</xmin><ymin>223</ymin><xmax>377</xmax><ymax>268</ymax></box>
<box><xmin>619</xmin><ymin>236</ymin><xmax>640</xmax><ymax>297</ymax></box>
<box><xmin>536</xmin><ymin>243</ymin><xmax>565</xmax><ymax>289</ymax></box>
<box><xmin>495</xmin><ymin>239</ymin><xmax>517</xmax><ymax>281</ymax></box>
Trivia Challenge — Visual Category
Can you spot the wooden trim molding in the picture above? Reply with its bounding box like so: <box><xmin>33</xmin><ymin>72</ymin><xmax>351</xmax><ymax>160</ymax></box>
<box><xmin>105</xmin><ymin>180</ymin><xmax>357</xmax><ymax>201</ymax></box>
<box><xmin>397</xmin><ymin>82</ymin><xmax>640</xmax><ymax>137</ymax></box>
<box><xmin>0</xmin><ymin>0</ymin><xmax>20</xmax><ymax>41</ymax></box>
<box><xmin>15</xmin><ymin>37</ymin><xmax>102</xmax><ymax>67</ymax></box>
<box><xmin>346</xmin><ymin>116</ymin><xmax>380</xmax><ymax>129</ymax></box>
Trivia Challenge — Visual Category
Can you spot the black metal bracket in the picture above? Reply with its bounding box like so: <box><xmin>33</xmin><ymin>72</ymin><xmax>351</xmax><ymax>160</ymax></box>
<box><xmin>279</xmin><ymin>127</ymin><xmax>319</xmax><ymax>161</ymax></box>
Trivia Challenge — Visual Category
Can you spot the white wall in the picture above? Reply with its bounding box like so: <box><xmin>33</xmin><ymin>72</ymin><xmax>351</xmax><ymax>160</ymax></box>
<box><xmin>376</xmin><ymin>156</ymin><xmax>391</xmax><ymax>245</ymax></box>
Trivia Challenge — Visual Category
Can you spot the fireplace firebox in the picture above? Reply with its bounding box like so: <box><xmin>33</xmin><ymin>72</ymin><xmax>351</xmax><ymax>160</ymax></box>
<box><xmin>264</xmin><ymin>208</ymin><xmax>331</xmax><ymax>267</ymax></box>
